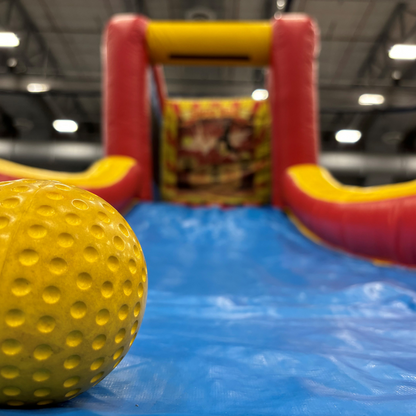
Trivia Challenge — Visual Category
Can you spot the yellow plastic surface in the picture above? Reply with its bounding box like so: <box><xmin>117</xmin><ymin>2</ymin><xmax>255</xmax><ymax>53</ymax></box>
<box><xmin>0</xmin><ymin>156</ymin><xmax>136</xmax><ymax>189</ymax></box>
<box><xmin>0</xmin><ymin>179</ymin><xmax>147</xmax><ymax>406</ymax></box>
<box><xmin>146</xmin><ymin>21</ymin><xmax>271</xmax><ymax>66</ymax></box>
<box><xmin>287</xmin><ymin>164</ymin><xmax>416</xmax><ymax>203</ymax></box>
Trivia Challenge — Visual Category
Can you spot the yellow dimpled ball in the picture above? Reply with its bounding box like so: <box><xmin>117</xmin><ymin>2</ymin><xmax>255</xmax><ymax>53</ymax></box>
<box><xmin>0</xmin><ymin>179</ymin><xmax>147</xmax><ymax>406</ymax></box>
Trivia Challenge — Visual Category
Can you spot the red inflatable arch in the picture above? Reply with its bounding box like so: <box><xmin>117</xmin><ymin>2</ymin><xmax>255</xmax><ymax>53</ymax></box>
<box><xmin>1</xmin><ymin>14</ymin><xmax>416</xmax><ymax>266</ymax></box>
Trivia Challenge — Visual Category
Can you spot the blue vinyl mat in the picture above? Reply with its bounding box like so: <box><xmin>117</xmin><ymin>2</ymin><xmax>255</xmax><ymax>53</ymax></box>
<box><xmin>6</xmin><ymin>203</ymin><xmax>416</xmax><ymax>415</ymax></box>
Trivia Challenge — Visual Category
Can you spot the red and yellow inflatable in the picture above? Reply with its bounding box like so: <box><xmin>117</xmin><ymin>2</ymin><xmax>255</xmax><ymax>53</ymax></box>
<box><xmin>0</xmin><ymin>14</ymin><xmax>415</xmax><ymax>266</ymax></box>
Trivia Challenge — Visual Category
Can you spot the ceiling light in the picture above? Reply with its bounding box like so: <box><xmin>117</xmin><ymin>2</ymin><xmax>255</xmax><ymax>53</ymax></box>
<box><xmin>251</xmin><ymin>89</ymin><xmax>268</xmax><ymax>101</ymax></box>
<box><xmin>358</xmin><ymin>94</ymin><xmax>385</xmax><ymax>106</ymax></box>
<box><xmin>277</xmin><ymin>0</ymin><xmax>286</xmax><ymax>10</ymax></box>
<box><xmin>335</xmin><ymin>129</ymin><xmax>362</xmax><ymax>144</ymax></box>
<box><xmin>389</xmin><ymin>44</ymin><xmax>416</xmax><ymax>60</ymax></box>
<box><xmin>6</xmin><ymin>57</ymin><xmax>17</xmax><ymax>68</ymax></box>
<box><xmin>0</xmin><ymin>32</ymin><xmax>19</xmax><ymax>47</ymax></box>
<box><xmin>392</xmin><ymin>70</ymin><xmax>402</xmax><ymax>80</ymax></box>
<box><xmin>27</xmin><ymin>83</ymin><xmax>50</xmax><ymax>93</ymax></box>
<box><xmin>53</xmin><ymin>119</ymin><xmax>78</xmax><ymax>133</ymax></box>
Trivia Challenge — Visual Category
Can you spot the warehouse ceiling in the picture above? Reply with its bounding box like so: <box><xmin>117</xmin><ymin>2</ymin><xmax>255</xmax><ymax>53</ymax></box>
<box><xmin>0</xmin><ymin>0</ymin><xmax>416</xmax><ymax>181</ymax></box>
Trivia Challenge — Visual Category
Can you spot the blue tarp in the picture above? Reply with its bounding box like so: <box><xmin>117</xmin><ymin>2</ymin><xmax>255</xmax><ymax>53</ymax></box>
<box><xmin>6</xmin><ymin>203</ymin><xmax>416</xmax><ymax>415</ymax></box>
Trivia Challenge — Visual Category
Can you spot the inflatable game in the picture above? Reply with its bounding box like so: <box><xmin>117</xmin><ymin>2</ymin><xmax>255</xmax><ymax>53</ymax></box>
<box><xmin>2</xmin><ymin>13</ymin><xmax>416</xmax><ymax>415</ymax></box>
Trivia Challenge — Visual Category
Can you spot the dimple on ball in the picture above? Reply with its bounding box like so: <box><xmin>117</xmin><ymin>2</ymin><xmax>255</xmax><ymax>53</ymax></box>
<box><xmin>0</xmin><ymin>179</ymin><xmax>147</xmax><ymax>406</ymax></box>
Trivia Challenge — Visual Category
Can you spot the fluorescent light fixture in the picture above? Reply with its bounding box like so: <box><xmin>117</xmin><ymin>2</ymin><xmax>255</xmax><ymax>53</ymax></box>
<box><xmin>358</xmin><ymin>94</ymin><xmax>385</xmax><ymax>106</ymax></box>
<box><xmin>0</xmin><ymin>32</ymin><xmax>19</xmax><ymax>47</ymax></box>
<box><xmin>251</xmin><ymin>89</ymin><xmax>269</xmax><ymax>101</ymax></box>
<box><xmin>335</xmin><ymin>129</ymin><xmax>362</xmax><ymax>144</ymax></box>
<box><xmin>53</xmin><ymin>119</ymin><xmax>78</xmax><ymax>133</ymax></box>
<box><xmin>27</xmin><ymin>83</ymin><xmax>50</xmax><ymax>93</ymax></box>
<box><xmin>389</xmin><ymin>44</ymin><xmax>416</xmax><ymax>60</ymax></box>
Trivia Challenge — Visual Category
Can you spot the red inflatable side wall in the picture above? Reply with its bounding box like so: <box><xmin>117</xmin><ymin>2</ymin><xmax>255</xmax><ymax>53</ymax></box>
<box><xmin>103</xmin><ymin>15</ymin><xmax>153</xmax><ymax>201</ymax></box>
<box><xmin>152</xmin><ymin>65</ymin><xmax>167</xmax><ymax>113</ymax></box>
<box><xmin>270</xmin><ymin>16</ymin><xmax>320</xmax><ymax>207</ymax></box>
<box><xmin>284</xmin><ymin>171</ymin><xmax>416</xmax><ymax>266</ymax></box>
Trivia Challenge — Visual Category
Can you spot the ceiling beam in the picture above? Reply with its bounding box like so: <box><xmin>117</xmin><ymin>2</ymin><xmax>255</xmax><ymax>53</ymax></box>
<box><xmin>9</xmin><ymin>0</ymin><xmax>92</xmax><ymax>122</ymax></box>
<box><xmin>3</xmin><ymin>74</ymin><xmax>416</xmax><ymax>111</ymax></box>
<box><xmin>356</xmin><ymin>2</ymin><xmax>409</xmax><ymax>84</ymax></box>
<box><xmin>0</xmin><ymin>75</ymin><xmax>100</xmax><ymax>94</ymax></box>
<box><xmin>263</xmin><ymin>0</ymin><xmax>275</xmax><ymax>19</ymax></box>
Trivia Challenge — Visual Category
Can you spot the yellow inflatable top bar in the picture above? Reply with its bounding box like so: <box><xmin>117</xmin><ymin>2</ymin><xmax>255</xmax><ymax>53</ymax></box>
<box><xmin>288</xmin><ymin>164</ymin><xmax>416</xmax><ymax>203</ymax></box>
<box><xmin>146</xmin><ymin>21</ymin><xmax>271</xmax><ymax>66</ymax></box>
